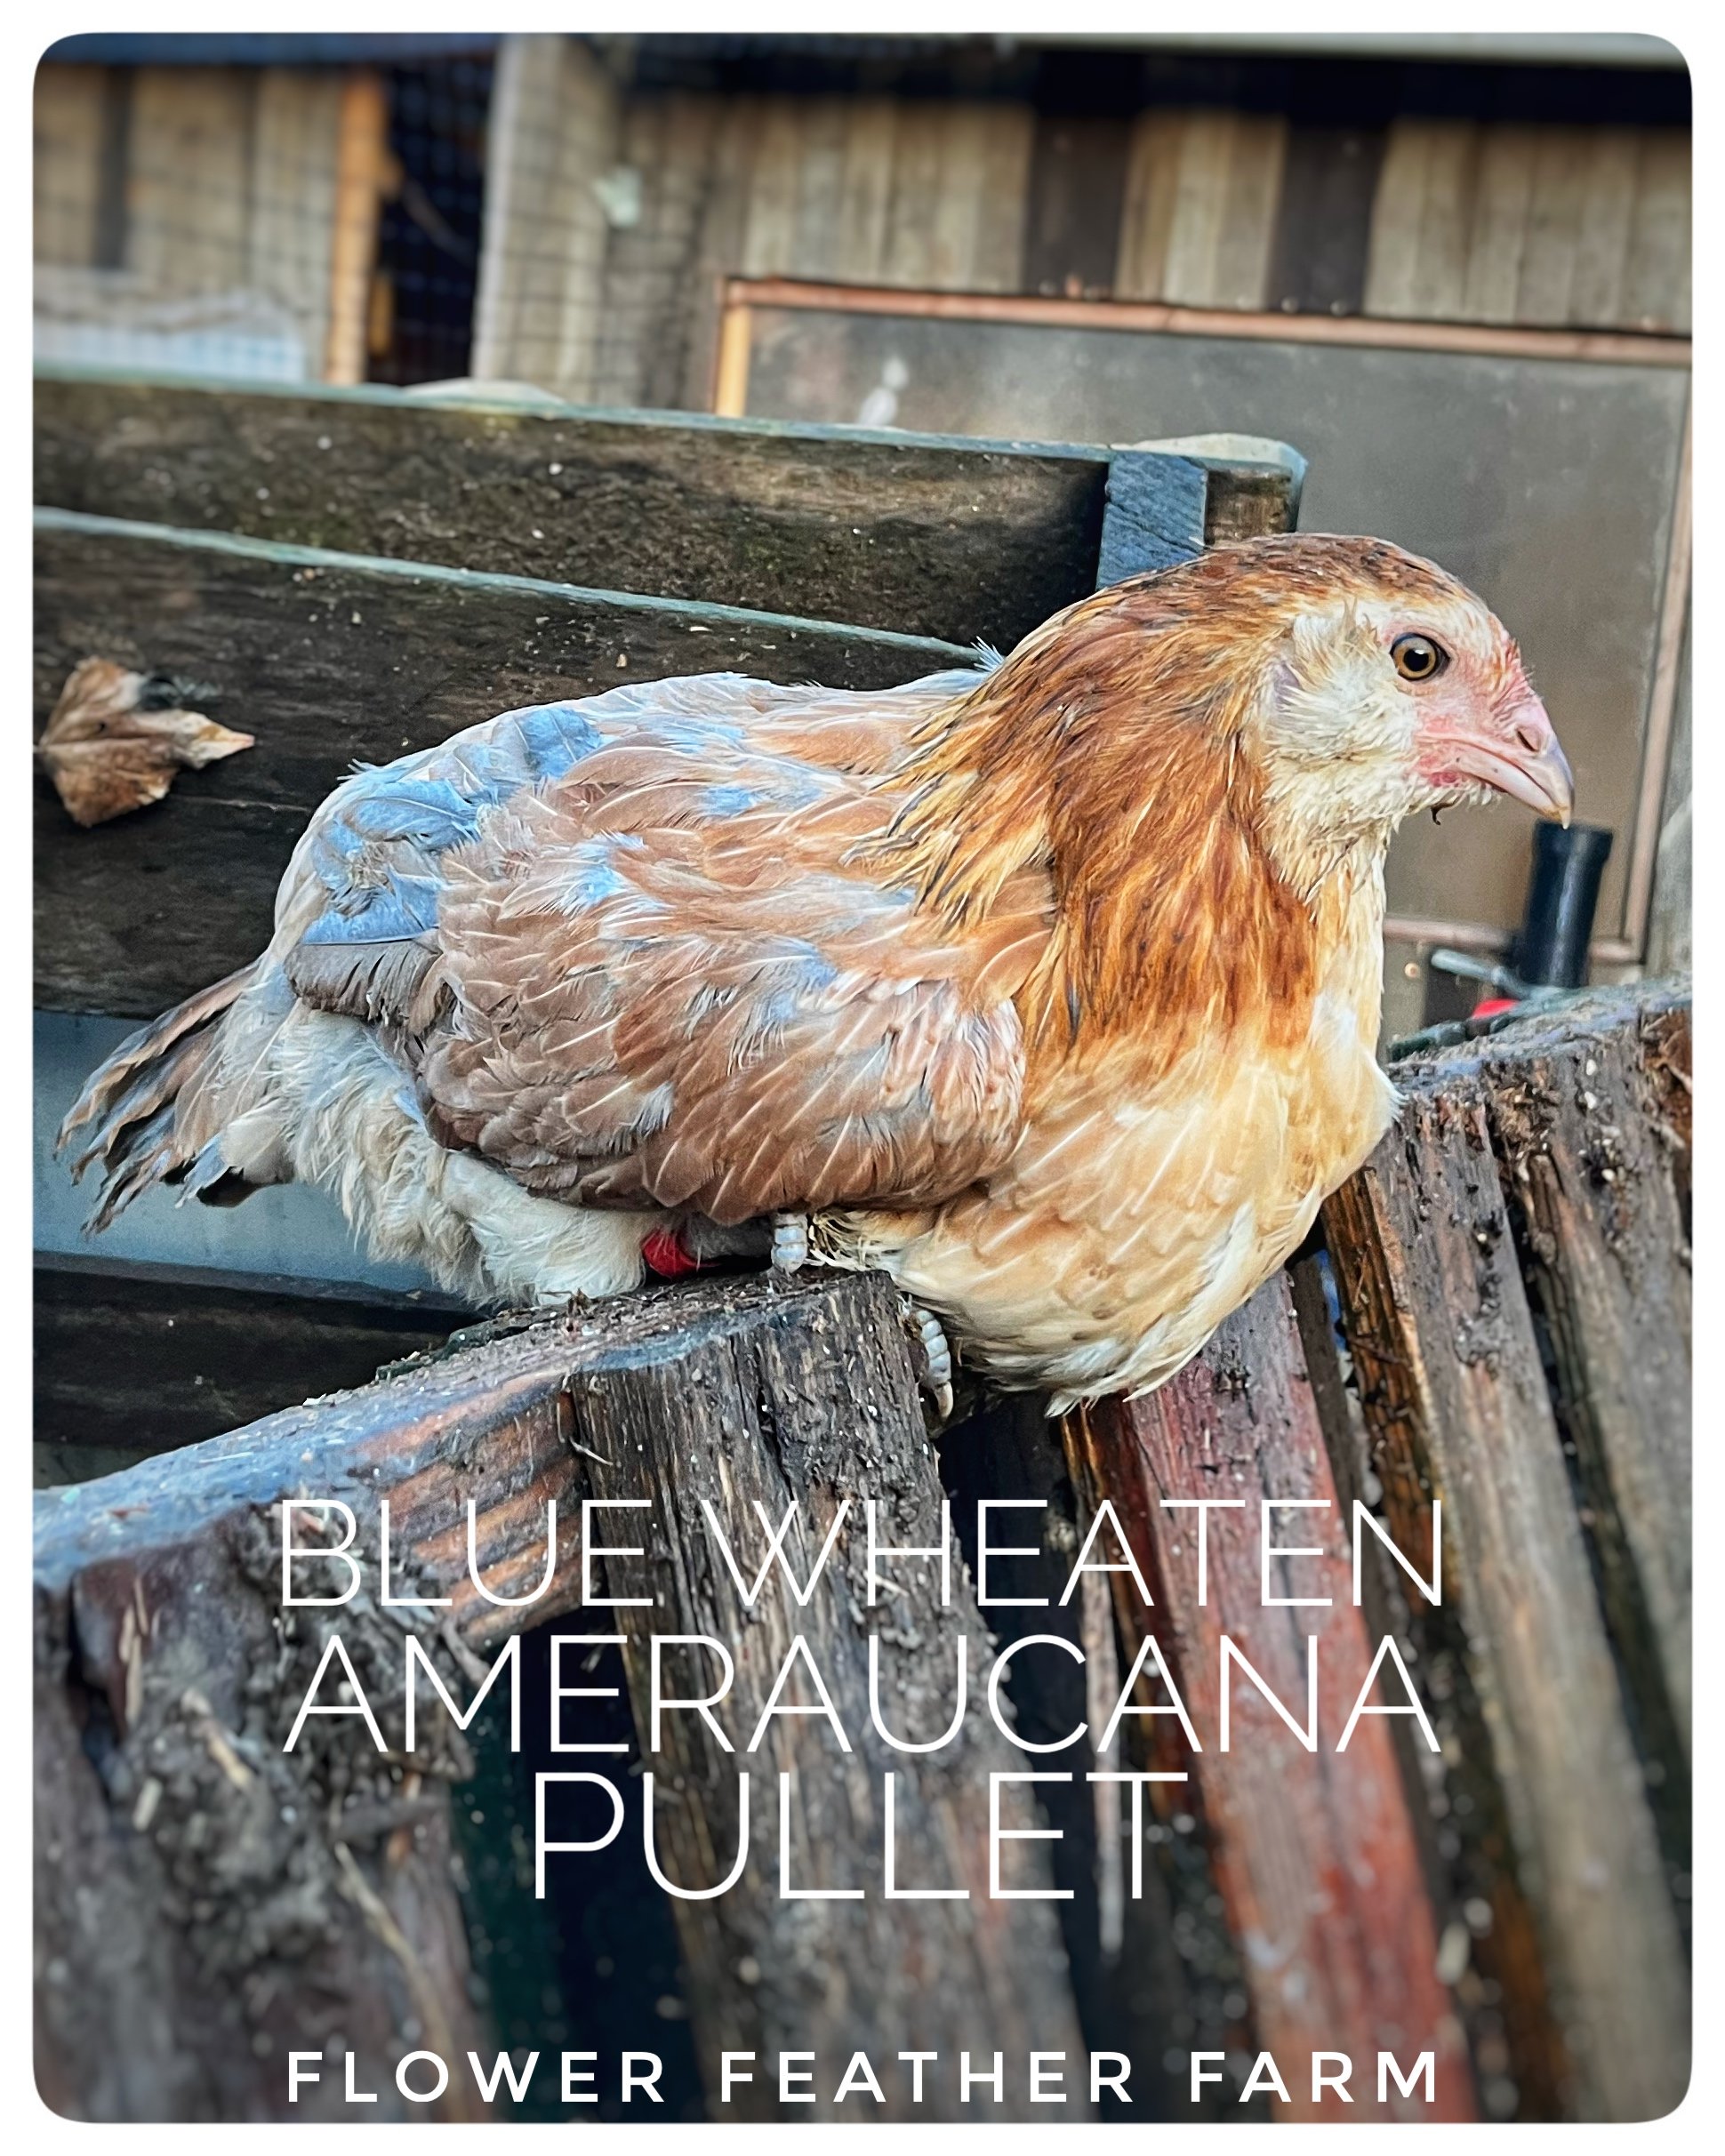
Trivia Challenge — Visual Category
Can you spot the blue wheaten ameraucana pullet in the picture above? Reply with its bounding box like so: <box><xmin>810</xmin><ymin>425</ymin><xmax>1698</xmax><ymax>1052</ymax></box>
<box><xmin>62</xmin><ymin>536</ymin><xmax>1572</xmax><ymax>1413</ymax></box>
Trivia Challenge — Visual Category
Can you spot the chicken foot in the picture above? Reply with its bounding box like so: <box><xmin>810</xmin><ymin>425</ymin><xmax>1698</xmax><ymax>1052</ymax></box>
<box><xmin>899</xmin><ymin>1295</ymin><xmax>956</xmax><ymax>1423</ymax></box>
<box><xmin>772</xmin><ymin>1208</ymin><xmax>953</xmax><ymax>1419</ymax></box>
<box><xmin>770</xmin><ymin>1211</ymin><xmax>810</xmax><ymax>1271</ymax></box>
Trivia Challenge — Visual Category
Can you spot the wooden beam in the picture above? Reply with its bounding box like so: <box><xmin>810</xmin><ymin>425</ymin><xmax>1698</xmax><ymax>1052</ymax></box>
<box><xmin>1457</xmin><ymin>993</ymin><xmax>1692</xmax><ymax>1764</ymax></box>
<box><xmin>33</xmin><ymin>511</ymin><xmax>970</xmax><ymax>1015</ymax></box>
<box><xmin>34</xmin><ymin>1255</ymin><xmax>468</xmax><ymax>1483</ymax></box>
<box><xmin>1064</xmin><ymin>1278</ymin><xmax>1476</xmax><ymax>2122</ymax></box>
<box><xmin>470</xmin><ymin>37</ymin><xmax>622</xmax><ymax>403</ymax></box>
<box><xmin>1096</xmin><ymin>451</ymin><xmax>1208</xmax><ymax>580</ymax></box>
<box><xmin>719</xmin><ymin>275</ymin><xmax>1693</xmax><ymax>367</ymax></box>
<box><xmin>323</xmin><ymin>73</ymin><xmax>389</xmax><ymax>386</ymax></box>
<box><xmin>36</xmin><ymin>1270</ymin><xmax>1085</xmax><ymax>2121</ymax></box>
<box><xmin>33</xmin><ymin>63</ymin><xmax>107</xmax><ymax>267</ymax></box>
<box><xmin>34</xmin><ymin>370</ymin><xmax>1114</xmax><ymax>651</ymax></box>
<box><xmin>1320</xmin><ymin>1036</ymin><xmax>1689</xmax><ymax>2122</ymax></box>
<box><xmin>920</xmin><ymin>309</ymin><xmax>1286</xmax><ymax>2083</ymax></box>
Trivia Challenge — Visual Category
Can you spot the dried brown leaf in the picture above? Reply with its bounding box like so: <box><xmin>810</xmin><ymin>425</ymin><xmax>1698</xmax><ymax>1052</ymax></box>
<box><xmin>36</xmin><ymin>657</ymin><xmax>253</xmax><ymax>827</ymax></box>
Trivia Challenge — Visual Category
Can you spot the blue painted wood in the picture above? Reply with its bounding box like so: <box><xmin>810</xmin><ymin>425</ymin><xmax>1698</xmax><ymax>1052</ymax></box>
<box><xmin>1095</xmin><ymin>451</ymin><xmax>1209</xmax><ymax>583</ymax></box>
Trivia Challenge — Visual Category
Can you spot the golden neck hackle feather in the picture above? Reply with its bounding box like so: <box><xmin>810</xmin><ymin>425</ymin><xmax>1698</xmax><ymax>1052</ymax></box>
<box><xmin>874</xmin><ymin>546</ymin><xmax>1438</xmax><ymax>1090</ymax></box>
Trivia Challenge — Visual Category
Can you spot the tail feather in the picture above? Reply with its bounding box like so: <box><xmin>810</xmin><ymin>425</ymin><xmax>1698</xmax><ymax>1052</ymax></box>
<box><xmin>57</xmin><ymin>961</ymin><xmax>261</xmax><ymax>1230</ymax></box>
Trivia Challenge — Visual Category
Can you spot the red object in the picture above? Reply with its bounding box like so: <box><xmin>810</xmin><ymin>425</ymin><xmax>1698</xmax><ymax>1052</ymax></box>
<box><xmin>1473</xmin><ymin>996</ymin><xmax>1518</xmax><ymax>1019</ymax></box>
<box><xmin>641</xmin><ymin>1226</ymin><xmax>702</xmax><ymax>1278</ymax></box>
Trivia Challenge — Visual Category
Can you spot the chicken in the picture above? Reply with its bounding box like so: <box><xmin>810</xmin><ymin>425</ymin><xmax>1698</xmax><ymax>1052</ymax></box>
<box><xmin>60</xmin><ymin>535</ymin><xmax>1572</xmax><ymax>1412</ymax></box>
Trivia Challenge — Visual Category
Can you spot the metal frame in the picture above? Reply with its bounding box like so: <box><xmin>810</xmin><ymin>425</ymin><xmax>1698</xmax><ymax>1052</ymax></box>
<box><xmin>713</xmin><ymin>277</ymin><xmax>1692</xmax><ymax>966</ymax></box>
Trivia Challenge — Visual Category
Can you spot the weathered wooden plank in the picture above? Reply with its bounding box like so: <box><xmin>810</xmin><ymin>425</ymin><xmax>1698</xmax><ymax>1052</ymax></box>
<box><xmin>1462</xmin><ymin>127</ymin><xmax>1538</xmax><ymax>324</ymax></box>
<box><xmin>587</xmin><ymin>94</ymin><xmax>671</xmax><ymax>406</ymax></box>
<box><xmin>971</xmin><ymin>105</ymin><xmax>1036</xmax><ymax>293</ymax></box>
<box><xmin>1569</xmin><ymin>128</ymin><xmax>1641</xmax><ymax>330</ymax></box>
<box><xmin>1461</xmin><ymin>998</ymin><xmax>1692</xmax><ymax>1765</ymax></box>
<box><xmin>1365</xmin><ymin>121</ymin><xmax>1480</xmax><ymax>323</ymax></box>
<box><xmin>1516</xmin><ymin>129</ymin><xmax>1593</xmax><ymax>329</ymax></box>
<box><xmin>247</xmin><ymin>72</ymin><xmax>341</xmax><ymax>375</ymax></box>
<box><xmin>35</xmin><ymin>1283</ymin><xmax>646</xmax><ymax>2120</ymax></box>
<box><xmin>927</xmin><ymin>104</ymin><xmax>991</xmax><ymax>291</ymax></box>
<box><xmin>835</xmin><ymin>98</ymin><xmax>897</xmax><ymax>284</ymax></box>
<box><xmin>1212</xmin><ymin>114</ymin><xmax>1288</xmax><ymax>313</ymax></box>
<box><xmin>1064</xmin><ymin>1277</ymin><xmax>1475</xmax><ymax>2122</ymax></box>
<box><xmin>591</xmin><ymin>92</ymin><xmax>728</xmax><ymax>411</ymax></box>
<box><xmin>568</xmin><ymin>1282</ymin><xmax>1087</xmax><ymax>2117</ymax></box>
<box><xmin>1267</xmin><ymin>124</ymin><xmax>1386</xmax><ymax>317</ymax></box>
<box><xmin>34</xmin><ymin>1309</ymin><xmax>538</xmax><ymax>2120</ymax></box>
<box><xmin>739</xmin><ymin>100</ymin><xmax>800</xmax><ymax>279</ymax></box>
<box><xmin>33</xmin><ymin>511</ymin><xmax>972</xmax><ymax>1014</ymax></box>
<box><xmin>939</xmin><ymin>1391</ymin><xmax>1236</xmax><ymax>2118</ymax></box>
<box><xmin>893</xmin><ymin>101</ymin><xmax>1035</xmax><ymax>298</ymax></box>
<box><xmin>35</xmin><ymin>371</ymin><xmax>1114</xmax><ymax>648</ymax></box>
<box><xmin>789</xmin><ymin>97</ymin><xmax>849</xmax><ymax>280</ymax></box>
<box><xmin>1191</xmin><ymin>459</ymin><xmax>1301</xmax><ymax>547</ymax></box>
<box><xmin>1361</xmin><ymin>120</ymin><xmax>1431</xmax><ymax>321</ymax></box>
<box><xmin>681</xmin><ymin>92</ymin><xmax>767</xmax><ymax>410</ymax></box>
<box><xmin>1160</xmin><ymin>113</ymin><xmax>1234</xmax><ymax>306</ymax></box>
<box><xmin>1096</xmin><ymin>452</ymin><xmax>1208</xmax><ymax>581</ymax></box>
<box><xmin>127</xmin><ymin>68</ymin><xmax>254</xmax><ymax>297</ymax></box>
<box><xmin>1023</xmin><ymin>113</ymin><xmax>1130</xmax><ymax>298</ymax></box>
<box><xmin>322</xmin><ymin>72</ymin><xmax>389</xmax><ymax>387</ymax></box>
<box><xmin>469</xmin><ymin>36</ymin><xmax>621</xmax><ymax>400</ymax></box>
<box><xmin>1114</xmin><ymin>111</ymin><xmax>1182</xmax><ymax>302</ymax></box>
<box><xmin>1364</xmin><ymin>120</ymin><xmax>1685</xmax><ymax>333</ymax></box>
<box><xmin>1138</xmin><ymin>110</ymin><xmax>1287</xmax><ymax>313</ymax></box>
<box><xmin>34</xmin><ymin>62</ymin><xmax>106</xmax><ymax>267</ymax></box>
<box><xmin>1321</xmin><ymin>1067</ymin><xmax>1689</xmax><ymax>2122</ymax></box>
<box><xmin>881</xmin><ymin>101</ymin><xmax>946</xmax><ymax>289</ymax></box>
<box><xmin>31</xmin><ymin>515</ymin><xmax>973</xmax><ymax>771</ymax></box>
<box><xmin>1623</xmin><ymin>130</ymin><xmax>1691</xmax><ymax>334</ymax></box>
<box><xmin>36</xmin><ymin>1271</ymin><xmax>1085</xmax><ymax>2121</ymax></box>
<box><xmin>34</xmin><ymin>1256</ymin><xmax>467</xmax><ymax>1480</ymax></box>
<box><xmin>1288</xmin><ymin>1247</ymin><xmax>1569</xmax><ymax>2123</ymax></box>
<box><xmin>1121</xmin><ymin>106</ymin><xmax>1297</xmax><ymax>310</ymax></box>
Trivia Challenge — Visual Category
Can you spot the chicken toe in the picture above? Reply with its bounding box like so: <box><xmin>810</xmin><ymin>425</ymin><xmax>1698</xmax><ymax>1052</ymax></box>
<box><xmin>771</xmin><ymin>1212</ymin><xmax>810</xmax><ymax>1272</ymax></box>
<box><xmin>899</xmin><ymin>1295</ymin><xmax>955</xmax><ymax>1421</ymax></box>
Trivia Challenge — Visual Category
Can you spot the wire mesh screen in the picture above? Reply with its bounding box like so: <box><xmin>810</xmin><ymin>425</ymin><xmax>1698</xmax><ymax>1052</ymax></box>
<box><xmin>371</xmin><ymin>59</ymin><xmax>491</xmax><ymax>385</ymax></box>
<box><xmin>34</xmin><ymin>55</ymin><xmax>492</xmax><ymax>389</ymax></box>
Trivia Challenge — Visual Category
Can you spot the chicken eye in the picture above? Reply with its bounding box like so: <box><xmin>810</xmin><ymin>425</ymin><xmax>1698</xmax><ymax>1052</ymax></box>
<box><xmin>1392</xmin><ymin>633</ymin><xmax>1448</xmax><ymax>682</ymax></box>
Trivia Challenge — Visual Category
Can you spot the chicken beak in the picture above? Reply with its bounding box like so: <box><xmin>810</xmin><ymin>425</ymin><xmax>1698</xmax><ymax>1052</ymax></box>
<box><xmin>1443</xmin><ymin>704</ymin><xmax>1575</xmax><ymax>827</ymax></box>
<box><xmin>1503</xmin><ymin>735</ymin><xmax>1575</xmax><ymax>827</ymax></box>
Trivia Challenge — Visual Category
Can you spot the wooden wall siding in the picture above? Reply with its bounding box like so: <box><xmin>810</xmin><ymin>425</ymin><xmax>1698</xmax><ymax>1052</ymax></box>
<box><xmin>589</xmin><ymin>92</ymin><xmax>726</xmax><ymax>409</ymax></box>
<box><xmin>1266</xmin><ymin>124</ymin><xmax>1388</xmax><ymax>317</ymax></box>
<box><xmin>470</xmin><ymin>35</ymin><xmax>622</xmax><ymax>402</ymax></box>
<box><xmin>735</xmin><ymin>96</ymin><xmax>1034</xmax><ymax>293</ymax></box>
<box><xmin>246</xmin><ymin>73</ymin><xmax>343</xmax><ymax>373</ymax></box>
<box><xmin>1115</xmin><ymin>110</ymin><xmax>1288</xmax><ymax>309</ymax></box>
<box><xmin>1022</xmin><ymin>113</ymin><xmax>1130</xmax><ymax>297</ymax></box>
<box><xmin>1622</xmin><ymin>131</ymin><xmax>1692</xmax><ymax>334</ymax></box>
<box><xmin>126</xmin><ymin>68</ymin><xmax>256</xmax><ymax>295</ymax></box>
<box><xmin>34</xmin><ymin>52</ymin><xmax>1694</xmax><ymax>416</ymax></box>
<box><xmin>1366</xmin><ymin>120</ymin><xmax>1691</xmax><ymax>333</ymax></box>
<box><xmin>589</xmin><ymin>92</ymin><xmax>1036</xmax><ymax>408</ymax></box>
<box><xmin>34</xmin><ymin>64</ymin><xmax>107</xmax><ymax>268</ymax></box>
<box><xmin>34</xmin><ymin>65</ymin><xmax>345</xmax><ymax>376</ymax></box>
